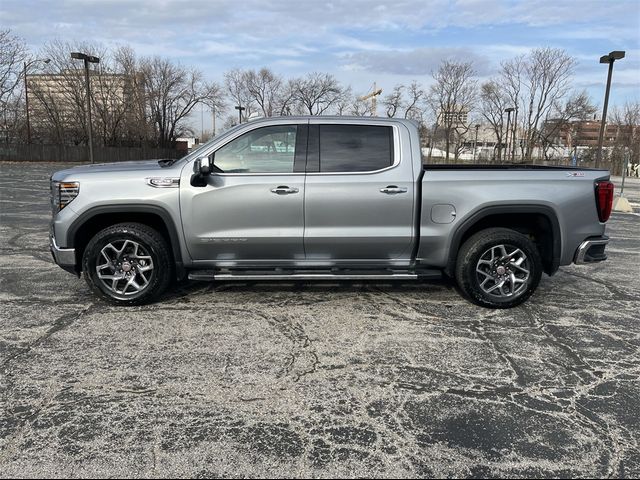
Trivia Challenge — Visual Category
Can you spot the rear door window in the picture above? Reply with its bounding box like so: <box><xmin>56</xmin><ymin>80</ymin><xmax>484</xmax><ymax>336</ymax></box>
<box><xmin>319</xmin><ymin>125</ymin><xmax>394</xmax><ymax>173</ymax></box>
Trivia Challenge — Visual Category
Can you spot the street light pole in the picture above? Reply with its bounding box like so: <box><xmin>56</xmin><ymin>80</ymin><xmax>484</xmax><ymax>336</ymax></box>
<box><xmin>23</xmin><ymin>58</ymin><xmax>50</xmax><ymax>144</ymax></box>
<box><xmin>71</xmin><ymin>52</ymin><xmax>100</xmax><ymax>164</ymax></box>
<box><xmin>473</xmin><ymin>124</ymin><xmax>480</xmax><ymax>163</ymax></box>
<box><xmin>596</xmin><ymin>50</ymin><xmax>625</xmax><ymax>168</ymax></box>
<box><xmin>620</xmin><ymin>147</ymin><xmax>629</xmax><ymax>197</ymax></box>
<box><xmin>235</xmin><ymin>105</ymin><xmax>245</xmax><ymax>124</ymax></box>
<box><xmin>504</xmin><ymin>107</ymin><xmax>514</xmax><ymax>164</ymax></box>
<box><xmin>511</xmin><ymin>107</ymin><xmax>518</xmax><ymax>162</ymax></box>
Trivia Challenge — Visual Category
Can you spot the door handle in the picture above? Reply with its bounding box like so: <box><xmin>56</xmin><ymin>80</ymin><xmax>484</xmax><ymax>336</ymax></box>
<box><xmin>271</xmin><ymin>186</ymin><xmax>299</xmax><ymax>195</ymax></box>
<box><xmin>380</xmin><ymin>185</ymin><xmax>408</xmax><ymax>194</ymax></box>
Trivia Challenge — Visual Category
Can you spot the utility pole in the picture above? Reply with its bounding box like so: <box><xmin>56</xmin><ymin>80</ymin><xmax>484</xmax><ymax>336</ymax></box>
<box><xmin>596</xmin><ymin>51</ymin><xmax>625</xmax><ymax>168</ymax></box>
<box><xmin>212</xmin><ymin>106</ymin><xmax>216</xmax><ymax>136</ymax></box>
<box><xmin>71</xmin><ymin>52</ymin><xmax>100</xmax><ymax>163</ymax></box>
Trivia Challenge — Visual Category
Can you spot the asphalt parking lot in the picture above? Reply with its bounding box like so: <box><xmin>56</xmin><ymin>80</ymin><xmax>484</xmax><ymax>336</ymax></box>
<box><xmin>1</xmin><ymin>162</ymin><xmax>639</xmax><ymax>478</ymax></box>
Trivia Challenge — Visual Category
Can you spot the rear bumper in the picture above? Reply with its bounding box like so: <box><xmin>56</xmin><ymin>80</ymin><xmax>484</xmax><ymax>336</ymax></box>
<box><xmin>574</xmin><ymin>236</ymin><xmax>609</xmax><ymax>264</ymax></box>
<box><xmin>50</xmin><ymin>233</ymin><xmax>78</xmax><ymax>275</ymax></box>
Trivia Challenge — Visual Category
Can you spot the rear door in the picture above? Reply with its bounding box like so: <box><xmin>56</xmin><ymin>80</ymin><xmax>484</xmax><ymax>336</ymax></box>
<box><xmin>303</xmin><ymin>120</ymin><xmax>416</xmax><ymax>263</ymax></box>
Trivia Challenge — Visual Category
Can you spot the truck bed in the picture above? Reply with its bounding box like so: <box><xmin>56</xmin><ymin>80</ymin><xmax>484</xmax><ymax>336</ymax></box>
<box><xmin>417</xmin><ymin>165</ymin><xmax>610</xmax><ymax>271</ymax></box>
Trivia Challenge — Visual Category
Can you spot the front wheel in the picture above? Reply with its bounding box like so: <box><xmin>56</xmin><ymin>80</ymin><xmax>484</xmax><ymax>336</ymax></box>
<box><xmin>82</xmin><ymin>223</ymin><xmax>173</xmax><ymax>305</ymax></box>
<box><xmin>455</xmin><ymin>227</ymin><xmax>543</xmax><ymax>308</ymax></box>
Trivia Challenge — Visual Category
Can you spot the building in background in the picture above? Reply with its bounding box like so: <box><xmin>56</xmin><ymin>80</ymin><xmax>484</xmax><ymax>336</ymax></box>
<box><xmin>438</xmin><ymin>108</ymin><xmax>469</xmax><ymax>127</ymax></box>
<box><xmin>26</xmin><ymin>69</ymin><xmax>139</xmax><ymax>144</ymax></box>
<box><xmin>541</xmin><ymin>117</ymin><xmax>636</xmax><ymax>148</ymax></box>
<box><xmin>175</xmin><ymin>137</ymin><xmax>200</xmax><ymax>152</ymax></box>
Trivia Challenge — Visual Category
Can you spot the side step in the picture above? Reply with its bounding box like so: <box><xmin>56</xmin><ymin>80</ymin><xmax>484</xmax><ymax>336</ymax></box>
<box><xmin>188</xmin><ymin>269</ymin><xmax>441</xmax><ymax>281</ymax></box>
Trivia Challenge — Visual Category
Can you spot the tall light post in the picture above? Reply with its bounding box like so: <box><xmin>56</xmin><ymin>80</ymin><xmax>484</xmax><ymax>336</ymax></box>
<box><xmin>511</xmin><ymin>107</ymin><xmax>518</xmax><ymax>162</ymax></box>
<box><xmin>235</xmin><ymin>105</ymin><xmax>245</xmax><ymax>124</ymax></box>
<box><xmin>212</xmin><ymin>105</ymin><xmax>216</xmax><ymax>136</ymax></box>
<box><xmin>596</xmin><ymin>50</ymin><xmax>625</xmax><ymax>168</ymax></box>
<box><xmin>473</xmin><ymin>124</ymin><xmax>480</xmax><ymax>163</ymax></box>
<box><xmin>23</xmin><ymin>58</ymin><xmax>50</xmax><ymax>144</ymax></box>
<box><xmin>70</xmin><ymin>52</ymin><xmax>100</xmax><ymax>163</ymax></box>
<box><xmin>504</xmin><ymin>107</ymin><xmax>514</xmax><ymax>164</ymax></box>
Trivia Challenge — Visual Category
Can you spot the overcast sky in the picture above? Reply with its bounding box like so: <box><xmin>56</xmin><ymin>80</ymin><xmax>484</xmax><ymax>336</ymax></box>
<box><xmin>3</xmin><ymin>0</ymin><xmax>639</xmax><ymax>131</ymax></box>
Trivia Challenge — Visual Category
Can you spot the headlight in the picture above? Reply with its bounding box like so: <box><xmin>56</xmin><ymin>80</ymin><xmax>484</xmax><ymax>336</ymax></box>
<box><xmin>51</xmin><ymin>181</ymin><xmax>80</xmax><ymax>213</ymax></box>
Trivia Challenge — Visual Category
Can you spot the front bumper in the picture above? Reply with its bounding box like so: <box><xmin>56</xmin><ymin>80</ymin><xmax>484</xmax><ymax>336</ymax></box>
<box><xmin>50</xmin><ymin>233</ymin><xmax>78</xmax><ymax>275</ymax></box>
<box><xmin>574</xmin><ymin>236</ymin><xmax>609</xmax><ymax>264</ymax></box>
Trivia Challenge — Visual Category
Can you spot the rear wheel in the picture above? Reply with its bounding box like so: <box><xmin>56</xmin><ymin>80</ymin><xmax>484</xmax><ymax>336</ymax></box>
<box><xmin>82</xmin><ymin>223</ymin><xmax>173</xmax><ymax>305</ymax></box>
<box><xmin>455</xmin><ymin>228</ymin><xmax>542</xmax><ymax>308</ymax></box>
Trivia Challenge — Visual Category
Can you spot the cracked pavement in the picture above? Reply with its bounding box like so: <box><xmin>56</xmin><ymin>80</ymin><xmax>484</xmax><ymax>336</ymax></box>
<box><xmin>1</xmin><ymin>162</ymin><xmax>639</xmax><ymax>478</ymax></box>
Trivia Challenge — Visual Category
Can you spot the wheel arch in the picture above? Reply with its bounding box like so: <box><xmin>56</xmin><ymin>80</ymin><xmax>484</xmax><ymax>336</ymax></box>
<box><xmin>446</xmin><ymin>204</ymin><xmax>561</xmax><ymax>277</ymax></box>
<box><xmin>66</xmin><ymin>205</ymin><xmax>185</xmax><ymax>280</ymax></box>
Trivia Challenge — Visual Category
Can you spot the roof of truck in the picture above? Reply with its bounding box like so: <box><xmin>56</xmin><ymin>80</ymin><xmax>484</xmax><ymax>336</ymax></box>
<box><xmin>242</xmin><ymin>115</ymin><xmax>419</xmax><ymax>128</ymax></box>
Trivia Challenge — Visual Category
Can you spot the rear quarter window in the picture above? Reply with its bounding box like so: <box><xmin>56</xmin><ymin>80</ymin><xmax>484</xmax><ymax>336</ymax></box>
<box><xmin>319</xmin><ymin>125</ymin><xmax>394</xmax><ymax>173</ymax></box>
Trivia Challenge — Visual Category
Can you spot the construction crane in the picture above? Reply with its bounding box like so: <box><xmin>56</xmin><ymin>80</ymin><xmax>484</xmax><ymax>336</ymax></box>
<box><xmin>359</xmin><ymin>82</ymin><xmax>382</xmax><ymax>116</ymax></box>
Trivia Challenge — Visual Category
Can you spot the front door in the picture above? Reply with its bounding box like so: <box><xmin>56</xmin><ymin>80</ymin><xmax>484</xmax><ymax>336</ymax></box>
<box><xmin>180</xmin><ymin>123</ymin><xmax>307</xmax><ymax>265</ymax></box>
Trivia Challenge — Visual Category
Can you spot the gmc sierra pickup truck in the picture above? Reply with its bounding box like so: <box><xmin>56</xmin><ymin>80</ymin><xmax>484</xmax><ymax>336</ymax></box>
<box><xmin>50</xmin><ymin>116</ymin><xmax>614</xmax><ymax>308</ymax></box>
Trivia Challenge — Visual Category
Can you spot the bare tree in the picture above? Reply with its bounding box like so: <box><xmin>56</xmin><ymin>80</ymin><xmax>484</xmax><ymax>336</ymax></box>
<box><xmin>91</xmin><ymin>52</ymin><xmax>138</xmax><ymax>146</ymax></box>
<box><xmin>403</xmin><ymin>81</ymin><xmax>425</xmax><ymax>120</ymax></box>
<box><xmin>293</xmin><ymin>72</ymin><xmax>343</xmax><ymax>115</ymax></box>
<box><xmin>501</xmin><ymin>48</ymin><xmax>577</xmax><ymax>162</ymax></box>
<box><xmin>0</xmin><ymin>29</ymin><xmax>28</xmax><ymax>142</ymax></box>
<box><xmin>276</xmin><ymin>79</ymin><xmax>299</xmax><ymax>116</ymax></box>
<box><xmin>538</xmin><ymin>90</ymin><xmax>596</xmax><ymax>161</ymax></box>
<box><xmin>382</xmin><ymin>82</ymin><xmax>426</xmax><ymax>120</ymax></box>
<box><xmin>499</xmin><ymin>55</ymin><xmax>525</xmax><ymax>159</ymax></box>
<box><xmin>350</xmin><ymin>95</ymin><xmax>371</xmax><ymax>116</ymax></box>
<box><xmin>28</xmin><ymin>39</ymin><xmax>101</xmax><ymax>145</ymax></box>
<box><xmin>611</xmin><ymin>101</ymin><xmax>640</xmax><ymax>175</ymax></box>
<box><xmin>224</xmin><ymin>68</ymin><xmax>255</xmax><ymax>121</ymax></box>
<box><xmin>113</xmin><ymin>45</ymin><xmax>150</xmax><ymax>143</ymax></box>
<box><xmin>334</xmin><ymin>86</ymin><xmax>353</xmax><ymax>115</ymax></box>
<box><xmin>427</xmin><ymin>60</ymin><xmax>477</xmax><ymax>160</ymax></box>
<box><xmin>480</xmin><ymin>80</ymin><xmax>510</xmax><ymax>162</ymax></box>
<box><xmin>383</xmin><ymin>85</ymin><xmax>404</xmax><ymax>118</ymax></box>
<box><xmin>142</xmin><ymin>57</ymin><xmax>222</xmax><ymax>147</ymax></box>
<box><xmin>30</xmin><ymin>40</ymin><xmax>149</xmax><ymax>147</ymax></box>
<box><xmin>243</xmin><ymin>68</ymin><xmax>283</xmax><ymax>117</ymax></box>
<box><xmin>0</xmin><ymin>29</ymin><xmax>27</xmax><ymax>106</ymax></box>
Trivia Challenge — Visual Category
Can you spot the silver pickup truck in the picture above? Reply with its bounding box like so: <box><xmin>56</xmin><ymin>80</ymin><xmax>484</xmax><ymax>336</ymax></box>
<box><xmin>50</xmin><ymin>116</ymin><xmax>614</xmax><ymax>308</ymax></box>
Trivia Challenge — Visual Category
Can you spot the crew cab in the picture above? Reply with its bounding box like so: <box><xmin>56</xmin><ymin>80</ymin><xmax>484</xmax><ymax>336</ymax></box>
<box><xmin>50</xmin><ymin>117</ymin><xmax>614</xmax><ymax>308</ymax></box>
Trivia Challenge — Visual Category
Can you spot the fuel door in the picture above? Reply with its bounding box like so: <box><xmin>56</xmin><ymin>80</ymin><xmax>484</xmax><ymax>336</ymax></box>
<box><xmin>431</xmin><ymin>204</ymin><xmax>457</xmax><ymax>224</ymax></box>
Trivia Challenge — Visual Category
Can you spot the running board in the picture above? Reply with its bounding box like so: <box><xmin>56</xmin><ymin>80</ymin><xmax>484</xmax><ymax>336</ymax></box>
<box><xmin>188</xmin><ymin>270</ymin><xmax>441</xmax><ymax>281</ymax></box>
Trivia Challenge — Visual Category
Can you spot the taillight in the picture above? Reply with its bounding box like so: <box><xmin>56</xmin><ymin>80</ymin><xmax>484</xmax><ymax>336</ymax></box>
<box><xmin>595</xmin><ymin>180</ymin><xmax>614</xmax><ymax>223</ymax></box>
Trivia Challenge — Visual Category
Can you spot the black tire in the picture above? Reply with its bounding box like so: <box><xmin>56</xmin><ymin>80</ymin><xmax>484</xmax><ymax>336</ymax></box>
<box><xmin>455</xmin><ymin>227</ymin><xmax>543</xmax><ymax>308</ymax></box>
<box><xmin>82</xmin><ymin>222</ymin><xmax>173</xmax><ymax>305</ymax></box>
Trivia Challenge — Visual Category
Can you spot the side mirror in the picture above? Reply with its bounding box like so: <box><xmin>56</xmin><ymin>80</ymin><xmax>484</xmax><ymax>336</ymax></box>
<box><xmin>192</xmin><ymin>156</ymin><xmax>214</xmax><ymax>187</ymax></box>
<box><xmin>196</xmin><ymin>156</ymin><xmax>213</xmax><ymax>176</ymax></box>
